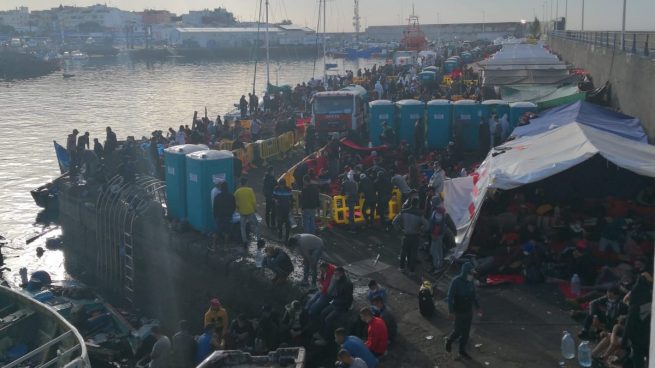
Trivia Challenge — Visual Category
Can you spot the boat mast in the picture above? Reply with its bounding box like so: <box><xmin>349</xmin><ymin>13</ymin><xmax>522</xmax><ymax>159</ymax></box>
<box><xmin>323</xmin><ymin>0</ymin><xmax>327</xmax><ymax>84</ymax></box>
<box><xmin>253</xmin><ymin>0</ymin><xmax>263</xmax><ymax>95</ymax></box>
<box><xmin>353</xmin><ymin>0</ymin><xmax>361</xmax><ymax>44</ymax></box>
<box><xmin>265</xmin><ymin>0</ymin><xmax>270</xmax><ymax>89</ymax></box>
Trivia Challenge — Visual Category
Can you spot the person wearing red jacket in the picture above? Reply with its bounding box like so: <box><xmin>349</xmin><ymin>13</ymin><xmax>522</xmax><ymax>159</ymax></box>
<box><xmin>305</xmin><ymin>262</ymin><xmax>335</xmax><ymax>319</ymax></box>
<box><xmin>359</xmin><ymin>307</ymin><xmax>388</xmax><ymax>357</ymax></box>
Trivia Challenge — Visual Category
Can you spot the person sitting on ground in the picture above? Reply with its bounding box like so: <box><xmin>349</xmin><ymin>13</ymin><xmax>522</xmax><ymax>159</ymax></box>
<box><xmin>578</xmin><ymin>286</ymin><xmax>628</xmax><ymax>340</ymax></box>
<box><xmin>305</xmin><ymin>262</ymin><xmax>336</xmax><ymax>319</ymax></box>
<box><xmin>359</xmin><ymin>307</ymin><xmax>388</xmax><ymax>357</ymax></box>
<box><xmin>229</xmin><ymin>314</ymin><xmax>255</xmax><ymax>351</ymax></box>
<box><xmin>371</xmin><ymin>296</ymin><xmax>397</xmax><ymax>346</ymax></box>
<box><xmin>366</xmin><ymin>280</ymin><xmax>387</xmax><ymax>305</ymax></box>
<box><xmin>195</xmin><ymin>323</ymin><xmax>215</xmax><ymax>364</ymax></box>
<box><xmin>592</xmin><ymin>315</ymin><xmax>627</xmax><ymax>363</ymax></box>
<box><xmin>288</xmin><ymin>233</ymin><xmax>323</xmax><ymax>286</ymax></box>
<box><xmin>315</xmin><ymin>267</ymin><xmax>354</xmax><ymax>346</ymax></box>
<box><xmin>255</xmin><ymin>305</ymin><xmax>280</xmax><ymax>354</ymax></box>
<box><xmin>204</xmin><ymin>298</ymin><xmax>229</xmax><ymax>339</ymax></box>
<box><xmin>262</xmin><ymin>245</ymin><xmax>294</xmax><ymax>283</ymax></box>
<box><xmin>336</xmin><ymin>349</ymin><xmax>369</xmax><ymax>368</ymax></box>
<box><xmin>149</xmin><ymin>325</ymin><xmax>171</xmax><ymax>368</ymax></box>
<box><xmin>282</xmin><ymin>300</ymin><xmax>309</xmax><ymax>346</ymax></box>
<box><xmin>334</xmin><ymin>328</ymin><xmax>378</xmax><ymax>368</ymax></box>
<box><xmin>171</xmin><ymin>320</ymin><xmax>196</xmax><ymax>368</ymax></box>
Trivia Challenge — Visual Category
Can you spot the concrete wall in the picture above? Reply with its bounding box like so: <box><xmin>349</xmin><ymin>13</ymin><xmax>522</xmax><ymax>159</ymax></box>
<box><xmin>548</xmin><ymin>36</ymin><xmax>655</xmax><ymax>142</ymax></box>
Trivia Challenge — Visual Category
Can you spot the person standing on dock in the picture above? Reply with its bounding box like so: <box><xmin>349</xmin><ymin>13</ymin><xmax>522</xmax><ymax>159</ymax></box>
<box><xmin>273</xmin><ymin>179</ymin><xmax>293</xmax><ymax>242</ymax></box>
<box><xmin>262</xmin><ymin>167</ymin><xmax>277</xmax><ymax>229</ymax></box>
<box><xmin>234</xmin><ymin>177</ymin><xmax>260</xmax><ymax>246</ymax></box>
<box><xmin>212</xmin><ymin>181</ymin><xmax>235</xmax><ymax>248</ymax></box>
<box><xmin>93</xmin><ymin>138</ymin><xmax>103</xmax><ymax>159</ymax></box>
<box><xmin>66</xmin><ymin>129</ymin><xmax>79</xmax><ymax>170</ymax></box>
<box><xmin>300</xmin><ymin>176</ymin><xmax>320</xmax><ymax>234</ymax></box>
<box><xmin>239</xmin><ymin>95</ymin><xmax>248</xmax><ymax>118</ymax></box>
<box><xmin>392</xmin><ymin>197</ymin><xmax>428</xmax><ymax>276</ymax></box>
<box><xmin>172</xmin><ymin>320</ymin><xmax>195</xmax><ymax>368</ymax></box>
<box><xmin>445</xmin><ymin>262</ymin><xmax>482</xmax><ymax>360</ymax></box>
<box><xmin>105</xmin><ymin>127</ymin><xmax>117</xmax><ymax>154</ymax></box>
<box><xmin>288</xmin><ymin>233</ymin><xmax>323</xmax><ymax>286</ymax></box>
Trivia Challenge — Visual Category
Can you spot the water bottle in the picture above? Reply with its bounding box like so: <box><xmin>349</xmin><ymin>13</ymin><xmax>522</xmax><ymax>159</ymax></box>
<box><xmin>560</xmin><ymin>331</ymin><xmax>575</xmax><ymax>360</ymax></box>
<box><xmin>570</xmin><ymin>274</ymin><xmax>581</xmax><ymax>297</ymax></box>
<box><xmin>255</xmin><ymin>248</ymin><xmax>264</xmax><ymax>268</ymax></box>
<box><xmin>578</xmin><ymin>340</ymin><xmax>592</xmax><ymax>367</ymax></box>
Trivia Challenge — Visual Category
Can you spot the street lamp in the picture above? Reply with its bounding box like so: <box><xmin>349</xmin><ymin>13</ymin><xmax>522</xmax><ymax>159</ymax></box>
<box><xmin>581</xmin><ymin>0</ymin><xmax>585</xmax><ymax>31</ymax></box>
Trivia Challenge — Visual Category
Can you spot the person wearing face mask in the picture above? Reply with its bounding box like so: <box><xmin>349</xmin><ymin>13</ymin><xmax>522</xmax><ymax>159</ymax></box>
<box><xmin>578</xmin><ymin>286</ymin><xmax>628</xmax><ymax>340</ymax></box>
<box><xmin>445</xmin><ymin>262</ymin><xmax>481</xmax><ymax>360</ymax></box>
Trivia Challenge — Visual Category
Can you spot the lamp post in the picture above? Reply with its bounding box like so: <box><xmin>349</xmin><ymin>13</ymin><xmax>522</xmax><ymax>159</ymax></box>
<box><xmin>581</xmin><ymin>0</ymin><xmax>585</xmax><ymax>31</ymax></box>
<box><xmin>621</xmin><ymin>0</ymin><xmax>627</xmax><ymax>49</ymax></box>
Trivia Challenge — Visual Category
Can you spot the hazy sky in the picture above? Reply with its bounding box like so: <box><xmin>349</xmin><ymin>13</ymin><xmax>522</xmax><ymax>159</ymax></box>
<box><xmin>4</xmin><ymin>0</ymin><xmax>654</xmax><ymax>32</ymax></box>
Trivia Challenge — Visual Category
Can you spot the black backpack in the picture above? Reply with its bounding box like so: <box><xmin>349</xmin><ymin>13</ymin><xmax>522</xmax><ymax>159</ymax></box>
<box><xmin>418</xmin><ymin>281</ymin><xmax>435</xmax><ymax>318</ymax></box>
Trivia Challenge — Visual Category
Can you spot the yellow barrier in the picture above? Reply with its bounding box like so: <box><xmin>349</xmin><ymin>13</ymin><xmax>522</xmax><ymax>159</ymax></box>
<box><xmin>259</xmin><ymin>137</ymin><xmax>280</xmax><ymax>165</ymax></box>
<box><xmin>352</xmin><ymin>77</ymin><xmax>367</xmax><ymax>85</ymax></box>
<box><xmin>331</xmin><ymin>188</ymin><xmax>402</xmax><ymax>225</ymax></box>
<box><xmin>277</xmin><ymin>131</ymin><xmax>295</xmax><ymax>155</ymax></box>
<box><xmin>218</xmin><ymin>139</ymin><xmax>235</xmax><ymax>151</ymax></box>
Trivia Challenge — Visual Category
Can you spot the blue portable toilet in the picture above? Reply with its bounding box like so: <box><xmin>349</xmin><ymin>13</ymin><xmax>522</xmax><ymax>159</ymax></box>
<box><xmin>453</xmin><ymin>100</ymin><xmax>483</xmax><ymax>151</ymax></box>
<box><xmin>395</xmin><ymin>100</ymin><xmax>425</xmax><ymax>148</ymax></box>
<box><xmin>368</xmin><ymin>100</ymin><xmax>395</xmax><ymax>146</ymax></box>
<box><xmin>426</xmin><ymin>99</ymin><xmax>453</xmax><ymax>150</ymax></box>
<box><xmin>509</xmin><ymin>101</ymin><xmax>538</xmax><ymax>131</ymax></box>
<box><xmin>481</xmin><ymin>100</ymin><xmax>510</xmax><ymax>122</ymax></box>
<box><xmin>185</xmin><ymin>150</ymin><xmax>235</xmax><ymax>234</ymax></box>
<box><xmin>418</xmin><ymin>71</ymin><xmax>437</xmax><ymax>82</ymax></box>
<box><xmin>423</xmin><ymin>66</ymin><xmax>439</xmax><ymax>73</ymax></box>
<box><xmin>461</xmin><ymin>51</ymin><xmax>473</xmax><ymax>64</ymax></box>
<box><xmin>164</xmin><ymin>144</ymin><xmax>208</xmax><ymax>220</ymax></box>
<box><xmin>444</xmin><ymin>58</ymin><xmax>458</xmax><ymax>74</ymax></box>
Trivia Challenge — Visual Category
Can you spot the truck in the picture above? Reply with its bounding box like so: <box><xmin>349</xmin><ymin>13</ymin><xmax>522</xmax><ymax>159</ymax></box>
<box><xmin>311</xmin><ymin>84</ymin><xmax>368</xmax><ymax>138</ymax></box>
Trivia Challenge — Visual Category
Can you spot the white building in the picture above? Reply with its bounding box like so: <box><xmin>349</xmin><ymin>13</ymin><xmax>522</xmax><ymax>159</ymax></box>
<box><xmin>0</xmin><ymin>6</ymin><xmax>30</xmax><ymax>32</ymax></box>
<box><xmin>172</xmin><ymin>25</ymin><xmax>314</xmax><ymax>48</ymax></box>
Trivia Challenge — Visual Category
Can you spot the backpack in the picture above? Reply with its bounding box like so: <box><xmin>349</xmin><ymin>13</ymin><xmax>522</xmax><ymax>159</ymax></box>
<box><xmin>418</xmin><ymin>281</ymin><xmax>435</xmax><ymax>318</ymax></box>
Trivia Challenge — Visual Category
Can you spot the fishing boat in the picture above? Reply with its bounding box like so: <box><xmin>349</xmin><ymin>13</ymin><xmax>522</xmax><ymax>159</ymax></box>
<box><xmin>23</xmin><ymin>277</ymin><xmax>156</xmax><ymax>365</ymax></box>
<box><xmin>0</xmin><ymin>285</ymin><xmax>90</xmax><ymax>367</ymax></box>
<box><xmin>400</xmin><ymin>7</ymin><xmax>427</xmax><ymax>52</ymax></box>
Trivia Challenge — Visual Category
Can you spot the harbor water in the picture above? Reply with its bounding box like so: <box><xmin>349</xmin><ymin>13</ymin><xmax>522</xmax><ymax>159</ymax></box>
<box><xmin>0</xmin><ymin>55</ymin><xmax>381</xmax><ymax>286</ymax></box>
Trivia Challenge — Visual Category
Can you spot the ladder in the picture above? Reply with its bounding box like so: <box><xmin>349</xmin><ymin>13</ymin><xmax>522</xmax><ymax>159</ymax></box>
<box><xmin>123</xmin><ymin>231</ymin><xmax>135</xmax><ymax>307</ymax></box>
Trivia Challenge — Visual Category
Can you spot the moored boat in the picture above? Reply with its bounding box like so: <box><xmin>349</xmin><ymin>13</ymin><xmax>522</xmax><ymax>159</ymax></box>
<box><xmin>0</xmin><ymin>285</ymin><xmax>90</xmax><ymax>367</ymax></box>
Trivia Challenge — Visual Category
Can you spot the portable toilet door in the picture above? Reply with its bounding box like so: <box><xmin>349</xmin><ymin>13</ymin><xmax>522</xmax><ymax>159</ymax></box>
<box><xmin>164</xmin><ymin>144</ymin><xmax>209</xmax><ymax>221</ymax></box>
<box><xmin>453</xmin><ymin>100</ymin><xmax>482</xmax><ymax>151</ymax></box>
<box><xmin>395</xmin><ymin>99</ymin><xmax>425</xmax><ymax>148</ymax></box>
<box><xmin>426</xmin><ymin>99</ymin><xmax>453</xmax><ymax>150</ymax></box>
<box><xmin>509</xmin><ymin>102</ymin><xmax>538</xmax><ymax>132</ymax></box>
<box><xmin>482</xmin><ymin>99</ymin><xmax>511</xmax><ymax>141</ymax></box>
<box><xmin>444</xmin><ymin>59</ymin><xmax>458</xmax><ymax>74</ymax></box>
<box><xmin>368</xmin><ymin>100</ymin><xmax>395</xmax><ymax>146</ymax></box>
<box><xmin>185</xmin><ymin>150</ymin><xmax>235</xmax><ymax>234</ymax></box>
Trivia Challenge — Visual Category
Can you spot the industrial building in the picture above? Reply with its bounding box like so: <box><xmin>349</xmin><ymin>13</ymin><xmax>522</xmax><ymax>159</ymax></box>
<box><xmin>366</xmin><ymin>22</ymin><xmax>524</xmax><ymax>42</ymax></box>
<box><xmin>172</xmin><ymin>25</ymin><xmax>316</xmax><ymax>48</ymax></box>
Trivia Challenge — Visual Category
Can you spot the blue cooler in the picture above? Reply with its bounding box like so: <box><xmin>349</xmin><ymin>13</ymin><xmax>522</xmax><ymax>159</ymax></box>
<box><xmin>185</xmin><ymin>150</ymin><xmax>235</xmax><ymax>233</ymax></box>
<box><xmin>368</xmin><ymin>100</ymin><xmax>395</xmax><ymax>146</ymax></box>
<box><xmin>164</xmin><ymin>144</ymin><xmax>208</xmax><ymax>220</ymax></box>
<box><xmin>509</xmin><ymin>102</ymin><xmax>538</xmax><ymax>132</ymax></box>
<box><xmin>395</xmin><ymin>99</ymin><xmax>425</xmax><ymax>148</ymax></box>
<box><xmin>453</xmin><ymin>100</ymin><xmax>483</xmax><ymax>151</ymax></box>
<box><xmin>426</xmin><ymin>99</ymin><xmax>453</xmax><ymax>150</ymax></box>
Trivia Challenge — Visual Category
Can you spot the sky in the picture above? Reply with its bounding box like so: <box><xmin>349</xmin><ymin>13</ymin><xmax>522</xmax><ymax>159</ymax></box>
<box><xmin>3</xmin><ymin>0</ymin><xmax>654</xmax><ymax>32</ymax></box>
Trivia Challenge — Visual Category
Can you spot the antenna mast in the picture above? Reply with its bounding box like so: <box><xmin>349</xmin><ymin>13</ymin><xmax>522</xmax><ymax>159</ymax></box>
<box><xmin>353</xmin><ymin>0</ymin><xmax>361</xmax><ymax>43</ymax></box>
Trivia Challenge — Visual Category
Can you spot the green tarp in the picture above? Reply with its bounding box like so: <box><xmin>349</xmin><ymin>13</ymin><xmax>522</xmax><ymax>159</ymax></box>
<box><xmin>500</xmin><ymin>84</ymin><xmax>586</xmax><ymax>109</ymax></box>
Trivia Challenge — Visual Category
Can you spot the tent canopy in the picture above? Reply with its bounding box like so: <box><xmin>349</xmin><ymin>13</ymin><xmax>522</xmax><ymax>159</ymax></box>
<box><xmin>444</xmin><ymin>122</ymin><xmax>655</xmax><ymax>256</ymax></box>
<box><xmin>511</xmin><ymin>101</ymin><xmax>647</xmax><ymax>143</ymax></box>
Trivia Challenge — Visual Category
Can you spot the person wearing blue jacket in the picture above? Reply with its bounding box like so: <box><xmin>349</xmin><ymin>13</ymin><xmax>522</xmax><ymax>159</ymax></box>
<box><xmin>445</xmin><ymin>262</ymin><xmax>482</xmax><ymax>359</ymax></box>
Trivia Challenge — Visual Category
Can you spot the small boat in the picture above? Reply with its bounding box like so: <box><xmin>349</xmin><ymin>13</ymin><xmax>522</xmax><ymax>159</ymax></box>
<box><xmin>197</xmin><ymin>348</ymin><xmax>306</xmax><ymax>368</ymax></box>
<box><xmin>0</xmin><ymin>285</ymin><xmax>90</xmax><ymax>367</ymax></box>
<box><xmin>30</xmin><ymin>184</ymin><xmax>57</xmax><ymax>208</ymax></box>
<box><xmin>22</xmin><ymin>277</ymin><xmax>157</xmax><ymax>365</ymax></box>
<box><xmin>63</xmin><ymin>73</ymin><xmax>75</xmax><ymax>78</ymax></box>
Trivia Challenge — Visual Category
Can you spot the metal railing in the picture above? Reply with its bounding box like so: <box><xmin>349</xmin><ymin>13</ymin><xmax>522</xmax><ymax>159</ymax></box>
<box><xmin>550</xmin><ymin>30</ymin><xmax>654</xmax><ymax>57</ymax></box>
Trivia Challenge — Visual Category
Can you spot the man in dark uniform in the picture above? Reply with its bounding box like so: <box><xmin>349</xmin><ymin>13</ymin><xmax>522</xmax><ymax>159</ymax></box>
<box><xmin>445</xmin><ymin>262</ymin><xmax>482</xmax><ymax>359</ymax></box>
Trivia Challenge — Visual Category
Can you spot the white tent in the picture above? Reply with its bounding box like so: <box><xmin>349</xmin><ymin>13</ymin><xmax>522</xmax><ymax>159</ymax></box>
<box><xmin>444</xmin><ymin>122</ymin><xmax>655</xmax><ymax>256</ymax></box>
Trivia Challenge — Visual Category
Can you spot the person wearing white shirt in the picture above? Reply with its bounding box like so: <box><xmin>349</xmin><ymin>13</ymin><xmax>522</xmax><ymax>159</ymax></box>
<box><xmin>175</xmin><ymin>125</ymin><xmax>186</xmax><ymax>145</ymax></box>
